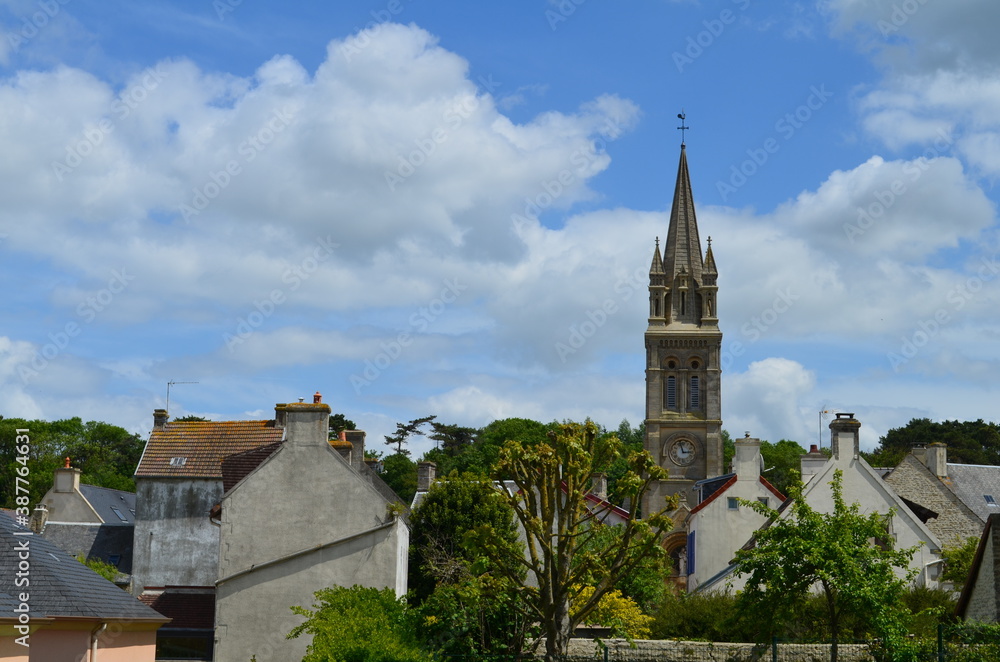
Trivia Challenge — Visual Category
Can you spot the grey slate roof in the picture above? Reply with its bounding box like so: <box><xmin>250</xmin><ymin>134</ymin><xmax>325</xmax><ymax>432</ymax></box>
<box><xmin>947</xmin><ymin>463</ymin><xmax>1000</xmax><ymax>523</ymax></box>
<box><xmin>79</xmin><ymin>484</ymin><xmax>136</xmax><ymax>525</ymax></box>
<box><xmin>41</xmin><ymin>523</ymin><xmax>134</xmax><ymax>573</ymax></box>
<box><xmin>0</xmin><ymin>514</ymin><xmax>166</xmax><ymax>621</ymax></box>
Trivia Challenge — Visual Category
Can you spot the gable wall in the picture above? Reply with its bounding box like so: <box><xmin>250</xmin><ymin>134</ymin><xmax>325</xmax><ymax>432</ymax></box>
<box><xmin>965</xmin><ymin>524</ymin><xmax>999</xmax><ymax>623</ymax></box>
<box><xmin>885</xmin><ymin>455</ymin><xmax>983</xmax><ymax>546</ymax></box>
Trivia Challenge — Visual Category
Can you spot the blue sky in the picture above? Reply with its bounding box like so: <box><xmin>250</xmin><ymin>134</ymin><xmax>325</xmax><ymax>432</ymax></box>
<box><xmin>2</xmin><ymin>0</ymin><xmax>999</xmax><ymax>458</ymax></box>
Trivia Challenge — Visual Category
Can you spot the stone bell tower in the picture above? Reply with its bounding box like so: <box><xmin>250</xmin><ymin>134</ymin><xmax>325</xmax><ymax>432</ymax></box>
<box><xmin>643</xmin><ymin>140</ymin><xmax>723</xmax><ymax>512</ymax></box>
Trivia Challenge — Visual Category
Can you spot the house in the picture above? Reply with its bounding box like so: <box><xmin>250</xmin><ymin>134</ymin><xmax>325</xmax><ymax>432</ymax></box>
<box><xmin>30</xmin><ymin>459</ymin><xmax>135</xmax><ymax>579</ymax></box>
<box><xmin>212</xmin><ymin>393</ymin><xmax>408</xmax><ymax>662</ymax></box>
<box><xmin>696</xmin><ymin>414</ymin><xmax>944</xmax><ymax>592</ymax></box>
<box><xmin>885</xmin><ymin>444</ymin><xmax>1000</xmax><ymax>556</ymax></box>
<box><xmin>955</xmin><ymin>513</ymin><xmax>1000</xmax><ymax>622</ymax></box>
<box><xmin>683</xmin><ymin>435</ymin><xmax>785</xmax><ymax>592</ymax></box>
<box><xmin>132</xmin><ymin>408</ymin><xmax>285</xmax><ymax>659</ymax></box>
<box><xmin>0</xmin><ymin>512</ymin><xmax>168</xmax><ymax>661</ymax></box>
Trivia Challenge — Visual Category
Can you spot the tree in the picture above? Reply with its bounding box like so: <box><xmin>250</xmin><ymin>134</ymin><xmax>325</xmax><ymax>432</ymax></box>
<box><xmin>173</xmin><ymin>415</ymin><xmax>209</xmax><ymax>422</ymax></box>
<box><xmin>288</xmin><ymin>585</ymin><xmax>430</xmax><ymax>662</ymax></box>
<box><xmin>940</xmin><ymin>535</ymin><xmax>979</xmax><ymax>591</ymax></box>
<box><xmin>864</xmin><ymin>418</ymin><xmax>1000</xmax><ymax>467</ymax></box>
<box><xmin>453</xmin><ymin>417</ymin><xmax>554</xmax><ymax>477</ymax></box>
<box><xmin>467</xmin><ymin>421</ymin><xmax>672</xmax><ymax>662</ymax></box>
<box><xmin>328</xmin><ymin>413</ymin><xmax>356</xmax><ymax>437</ymax></box>
<box><xmin>732</xmin><ymin>470</ymin><xmax>917</xmax><ymax>662</ymax></box>
<box><xmin>759</xmin><ymin>439</ymin><xmax>809</xmax><ymax>496</ymax></box>
<box><xmin>385</xmin><ymin>415</ymin><xmax>436</xmax><ymax>456</ymax></box>
<box><xmin>408</xmin><ymin>474</ymin><xmax>529</xmax><ymax>657</ymax></box>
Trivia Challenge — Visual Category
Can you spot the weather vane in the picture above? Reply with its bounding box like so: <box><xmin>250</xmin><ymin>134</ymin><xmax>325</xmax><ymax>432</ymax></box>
<box><xmin>677</xmin><ymin>110</ymin><xmax>689</xmax><ymax>145</ymax></box>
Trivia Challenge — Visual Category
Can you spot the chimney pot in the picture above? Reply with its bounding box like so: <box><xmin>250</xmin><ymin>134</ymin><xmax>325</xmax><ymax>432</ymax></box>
<box><xmin>809</xmin><ymin>444</ymin><xmax>819</xmax><ymax>454</ymax></box>
<box><xmin>313</xmin><ymin>391</ymin><xmax>322</xmax><ymax>403</ymax></box>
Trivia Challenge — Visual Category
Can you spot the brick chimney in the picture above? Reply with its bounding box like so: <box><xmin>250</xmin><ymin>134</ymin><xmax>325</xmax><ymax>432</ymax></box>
<box><xmin>417</xmin><ymin>461</ymin><xmax>437</xmax><ymax>492</ymax></box>
<box><xmin>53</xmin><ymin>458</ymin><xmax>82</xmax><ymax>494</ymax></box>
<box><xmin>284</xmin><ymin>393</ymin><xmax>331</xmax><ymax>447</ymax></box>
<box><xmin>800</xmin><ymin>444</ymin><xmax>828</xmax><ymax>484</ymax></box>
<box><xmin>830</xmin><ymin>412</ymin><xmax>861</xmax><ymax>461</ymax></box>
<box><xmin>345</xmin><ymin>430</ymin><xmax>366</xmax><ymax>471</ymax></box>
<box><xmin>153</xmin><ymin>409</ymin><xmax>168</xmax><ymax>428</ymax></box>
<box><xmin>926</xmin><ymin>442</ymin><xmax>948</xmax><ymax>478</ymax></box>
<box><xmin>734</xmin><ymin>434</ymin><xmax>761</xmax><ymax>481</ymax></box>
<box><xmin>590</xmin><ymin>472</ymin><xmax>608</xmax><ymax>501</ymax></box>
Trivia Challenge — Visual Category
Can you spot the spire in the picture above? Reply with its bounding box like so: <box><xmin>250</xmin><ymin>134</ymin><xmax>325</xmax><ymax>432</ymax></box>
<box><xmin>663</xmin><ymin>144</ymin><xmax>704</xmax><ymax>286</ymax></box>
<box><xmin>649</xmin><ymin>236</ymin><xmax>664</xmax><ymax>275</ymax></box>
<box><xmin>704</xmin><ymin>236</ymin><xmax>717</xmax><ymax>279</ymax></box>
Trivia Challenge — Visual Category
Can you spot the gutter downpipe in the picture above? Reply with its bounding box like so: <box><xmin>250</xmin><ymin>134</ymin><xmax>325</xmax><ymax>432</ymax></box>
<box><xmin>90</xmin><ymin>622</ymin><xmax>107</xmax><ymax>661</ymax></box>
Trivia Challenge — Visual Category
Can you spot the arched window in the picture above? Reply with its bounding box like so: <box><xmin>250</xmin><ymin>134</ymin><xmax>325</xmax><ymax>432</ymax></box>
<box><xmin>665</xmin><ymin>376</ymin><xmax>677</xmax><ymax>410</ymax></box>
<box><xmin>680</xmin><ymin>292</ymin><xmax>687</xmax><ymax>316</ymax></box>
<box><xmin>690</xmin><ymin>376</ymin><xmax>700</xmax><ymax>409</ymax></box>
<box><xmin>654</xmin><ymin>296</ymin><xmax>660</xmax><ymax>317</ymax></box>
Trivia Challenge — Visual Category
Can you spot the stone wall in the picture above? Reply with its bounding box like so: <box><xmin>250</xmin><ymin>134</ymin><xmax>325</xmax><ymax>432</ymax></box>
<box><xmin>563</xmin><ymin>638</ymin><xmax>873</xmax><ymax>662</ymax></box>
<box><xmin>885</xmin><ymin>455</ymin><xmax>982</xmax><ymax>546</ymax></box>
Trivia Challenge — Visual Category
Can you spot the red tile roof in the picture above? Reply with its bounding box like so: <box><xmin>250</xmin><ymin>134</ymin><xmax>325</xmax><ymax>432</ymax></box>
<box><xmin>135</xmin><ymin>420</ymin><xmax>285</xmax><ymax>479</ymax></box>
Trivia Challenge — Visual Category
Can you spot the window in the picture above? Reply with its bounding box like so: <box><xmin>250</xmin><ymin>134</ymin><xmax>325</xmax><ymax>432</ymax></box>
<box><xmin>665</xmin><ymin>376</ymin><xmax>677</xmax><ymax>409</ymax></box>
<box><xmin>680</xmin><ymin>292</ymin><xmax>687</xmax><ymax>316</ymax></box>
<box><xmin>727</xmin><ymin>497</ymin><xmax>738</xmax><ymax>510</ymax></box>
<box><xmin>757</xmin><ymin>497</ymin><xmax>769</xmax><ymax>508</ymax></box>
<box><xmin>690</xmin><ymin>376</ymin><xmax>700</xmax><ymax>409</ymax></box>
<box><xmin>654</xmin><ymin>297</ymin><xmax>660</xmax><ymax>317</ymax></box>
<box><xmin>110</xmin><ymin>506</ymin><xmax>129</xmax><ymax>522</ymax></box>
<box><xmin>169</xmin><ymin>457</ymin><xmax>187</xmax><ymax>467</ymax></box>
<box><xmin>986</xmin><ymin>495</ymin><xmax>997</xmax><ymax>506</ymax></box>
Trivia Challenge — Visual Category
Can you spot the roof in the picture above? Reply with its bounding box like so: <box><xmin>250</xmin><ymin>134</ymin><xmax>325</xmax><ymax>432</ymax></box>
<box><xmin>955</xmin><ymin>513</ymin><xmax>999</xmax><ymax>619</ymax></box>
<box><xmin>0</xmin><ymin>515</ymin><xmax>166</xmax><ymax>621</ymax></box>
<box><xmin>79</xmin><ymin>484</ymin><xmax>136</xmax><ymax>525</ymax></box>
<box><xmin>663</xmin><ymin>144</ymin><xmax>705</xmax><ymax>286</ymax></box>
<box><xmin>139</xmin><ymin>590</ymin><xmax>215</xmax><ymax>630</ymax></box>
<box><xmin>689</xmin><ymin>475</ymin><xmax>785</xmax><ymax>516</ymax></box>
<box><xmin>945</xmin><ymin>463</ymin><xmax>1000</xmax><ymax>523</ymax></box>
<box><xmin>136</xmin><ymin>420</ymin><xmax>285</xmax><ymax>478</ymax></box>
<box><xmin>221</xmin><ymin>441</ymin><xmax>282</xmax><ymax>493</ymax></box>
<box><xmin>40</xmin><ymin>523</ymin><xmax>134</xmax><ymax>573</ymax></box>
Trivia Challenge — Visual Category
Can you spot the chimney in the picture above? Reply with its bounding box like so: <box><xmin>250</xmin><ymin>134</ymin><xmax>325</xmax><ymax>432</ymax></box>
<box><xmin>590</xmin><ymin>472</ymin><xmax>608</xmax><ymax>501</ymax></box>
<box><xmin>313</xmin><ymin>391</ymin><xmax>322</xmax><ymax>403</ymax></box>
<box><xmin>284</xmin><ymin>392</ymin><xmax>331</xmax><ymax>447</ymax></box>
<box><xmin>417</xmin><ymin>461</ymin><xmax>437</xmax><ymax>492</ymax></box>
<box><xmin>364</xmin><ymin>458</ymin><xmax>381</xmax><ymax>474</ymax></box>
<box><xmin>329</xmin><ymin>430</ymin><xmax>353</xmax><ymax>464</ymax></box>
<box><xmin>927</xmin><ymin>442</ymin><xmax>948</xmax><ymax>478</ymax></box>
<box><xmin>912</xmin><ymin>444</ymin><xmax>927</xmax><ymax>466</ymax></box>
<box><xmin>274</xmin><ymin>403</ymin><xmax>287</xmax><ymax>429</ymax></box>
<box><xmin>800</xmin><ymin>444</ymin><xmax>827</xmax><ymax>485</ymax></box>
<box><xmin>153</xmin><ymin>409</ymin><xmax>168</xmax><ymax>428</ymax></box>
<box><xmin>734</xmin><ymin>435</ymin><xmax>761</xmax><ymax>481</ymax></box>
<box><xmin>830</xmin><ymin>412</ymin><xmax>861</xmax><ymax>461</ymax></box>
<box><xmin>345</xmin><ymin>430</ymin><xmax>366</xmax><ymax>471</ymax></box>
<box><xmin>54</xmin><ymin>458</ymin><xmax>82</xmax><ymax>494</ymax></box>
<box><xmin>29</xmin><ymin>504</ymin><xmax>48</xmax><ymax>534</ymax></box>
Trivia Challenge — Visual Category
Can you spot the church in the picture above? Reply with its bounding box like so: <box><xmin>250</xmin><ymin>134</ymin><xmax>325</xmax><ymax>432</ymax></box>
<box><xmin>644</xmin><ymin>136</ymin><xmax>947</xmax><ymax>593</ymax></box>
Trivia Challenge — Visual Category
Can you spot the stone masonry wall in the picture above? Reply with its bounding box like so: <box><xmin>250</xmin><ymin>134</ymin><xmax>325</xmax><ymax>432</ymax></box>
<box><xmin>563</xmin><ymin>638</ymin><xmax>873</xmax><ymax>662</ymax></box>
<box><xmin>885</xmin><ymin>456</ymin><xmax>982</xmax><ymax>546</ymax></box>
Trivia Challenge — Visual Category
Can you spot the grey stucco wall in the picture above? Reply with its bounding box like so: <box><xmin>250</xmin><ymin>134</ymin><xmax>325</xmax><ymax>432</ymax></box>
<box><xmin>213</xmin><ymin>440</ymin><xmax>408</xmax><ymax>662</ymax></box>
<box><xmin>132</xmin><ymin>477</ymin><xmax>223</xmax><ymax>594</ymax></box>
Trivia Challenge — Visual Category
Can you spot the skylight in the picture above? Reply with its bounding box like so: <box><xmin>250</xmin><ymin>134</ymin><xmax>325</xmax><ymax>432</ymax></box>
<box><xmin>169</xmin><ymin>457</ymin><xmax>187</xmax><ymax>467</ymax></box>
<box><xmin>110</xmin><ymin>506</ymin><xmax>128</xmax><ymax>522</ymax></box>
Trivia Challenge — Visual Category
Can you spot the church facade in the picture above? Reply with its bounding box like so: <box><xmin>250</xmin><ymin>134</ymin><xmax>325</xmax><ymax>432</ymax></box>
<box><xmin>643</xmin><ymin>142</ymin><xmax>724</xmax><ymax>514</ymax></box>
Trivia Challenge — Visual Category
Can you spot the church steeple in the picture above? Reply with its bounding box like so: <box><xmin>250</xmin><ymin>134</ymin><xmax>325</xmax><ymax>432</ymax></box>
<box><xmin>643</xmin><ymin>139</ymin><xmax>723</xmax><ymax>511</ymax></box>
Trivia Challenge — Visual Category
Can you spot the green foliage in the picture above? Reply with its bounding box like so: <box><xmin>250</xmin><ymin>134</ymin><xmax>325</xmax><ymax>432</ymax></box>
<box><xmin>385</xmin><ymin>415</ymin><xmax>436</xmax><ymax>456</ymax></box>
<box><xmin>652</xmin><ymin>591</ymin><xmax>756</xmax><ymax>642</ymax></box>
<box><xmin>900</xmin><ymin>586</ymin><xmax>956</xmax><ymax>639</ymax></box>
<box><xmin>289</xmin><ymin>585</ymin><xmax>431</xmax><ymax>662</ymax></box>
<box><xmin>602</xmin><ymin>420</ymin><xmax>646</xmax><ymax>507</ymax></box>
<box><xmin>759</xmin><ymin>439</ymin><xmax>808</xmax><ymax>497</ymax></box>
<box><xmin>77</xmin><ymin>555</ymin><xmax>121</xmax><ymax>583</ymax></box>
<box><xmin>381</xmin><ymin>453</ymin><xmax>417</xmax><ymax>504</ymax></box>
<box><xmin>448</xmin><ymin>418</ymin><xmax>554</xmax><ymax>477</ymax></box>
<box><xmin>571</xmin><ymin>586</ymin><xmax>653</xmax><ymax>639</ymax></box>
<box><xmin>328</xmin><ymin>413</ymin><xmax>357</xmax><ymax>436</ymax></box>
<box><xmin>941</xmin><ymin>536</ymin><xmax>979</xmax><ymax>590</ymax></box>
<box><xmin>408</xmin><ymin>472</ymin><xmax>521</xmax><ymax>602</ymax></box>
<box><xmin>722</xmin><ymin>429</ymin><xmax>734</xmax><ymax>472</ymax></box>
<box><xmin>467</xmin><ymin>421</ymin><xmax>672</xmax><ymax>661</ymax></box>
<box><xmin>864</xmin><ymin>418</ymin><xmax>1000</xmax><ymax>467</ymax></box>
<box><xmin>0</xmin><ymin>417</ymin><xmax>143</xmax><ymax>507</ymax></box>
<box><xmin>733</xmin><ymin>470</ymin><xmax>917</xmax><ymax>661</ymax></box>
<box><xmin>572</xmin><ymin>521</ymin><xmax>669</xmax><ymax>613</ymax></box>
<box><xmin>173</xmin><ymin>415</ymin><xmax>209</xmax><ymax>422</ymax></box>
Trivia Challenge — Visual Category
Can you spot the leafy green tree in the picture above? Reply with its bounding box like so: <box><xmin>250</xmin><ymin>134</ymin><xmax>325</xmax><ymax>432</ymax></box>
<box><xmin>572</xmin><ymin>521</ymin><xmax>669</xmax><ymax>614</ymax></box>
<box><xmin>467</xmin><ymin>421</ymin><xmax>672</xmax><ymax>662</ymax></box>
<box><xmin>381</xmin><ymin>453</ymin><xmax>417</xmax><ymax>504</ymax></box>
<box><xmin>759</xmin><ymin>439</ymin><xmax>808</xmax><ymax>496</ymax></box>
<box><xmin>289</xmin><ymin>585</ymin><xmax>430</xmax><ymax>662</ymax></box>
<box><xmin>385</xmin><ymin>415</ymin><xmax>436</xmax><ymax>456</ymax></box>
<box><xmin>453</xmin><ymin>417</ymin><xmax>553</xmax><ymax>477</ymax></box>
<box><xmin>733</xmin><ymin>470</ymin><xmax>917</xmax><ymax>662</ymax></box>
<box><xmin>172</xmin><ymin>415</ymin><xmax>209</xmax><ymax>422</ymax></box>
<box><xmin>328</xmin><ymin>413</ymin><xmax>356</xmax><ymax>437</ymax></box>
<box><xmin>864</xmin><ymin>418</ymin><xmax>1000</xmax><ymax>467</ymax></box>
<box><xmin>603</xmin><ymin>420</ymin><xmax>645</xmax><ymax>507</ymax></box>
<box><xmin>940</xmin><ymin>535</ymin><xmax>979</xmax><ymax>591</ymax></box>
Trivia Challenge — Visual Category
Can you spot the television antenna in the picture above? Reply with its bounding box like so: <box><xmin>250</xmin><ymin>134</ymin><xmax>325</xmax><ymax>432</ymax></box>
<box><xmin>166</xmin><ymin>381</ymin><xmax>199</xmax><ymax>416</ymax></box>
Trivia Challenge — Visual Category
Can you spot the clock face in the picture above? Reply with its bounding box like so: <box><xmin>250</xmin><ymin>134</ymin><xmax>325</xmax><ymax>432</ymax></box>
<box><xmin>669</xmin><ymin>439</ymin><xmax>697</xmax><ymax>467</ymax></box>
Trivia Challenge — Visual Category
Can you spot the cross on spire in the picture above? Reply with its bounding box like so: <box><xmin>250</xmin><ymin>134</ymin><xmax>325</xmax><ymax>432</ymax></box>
<box><xmin>677</xmin><ymin>110</ymin><xmax>689</xmax><ymax>146</ymax></box>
